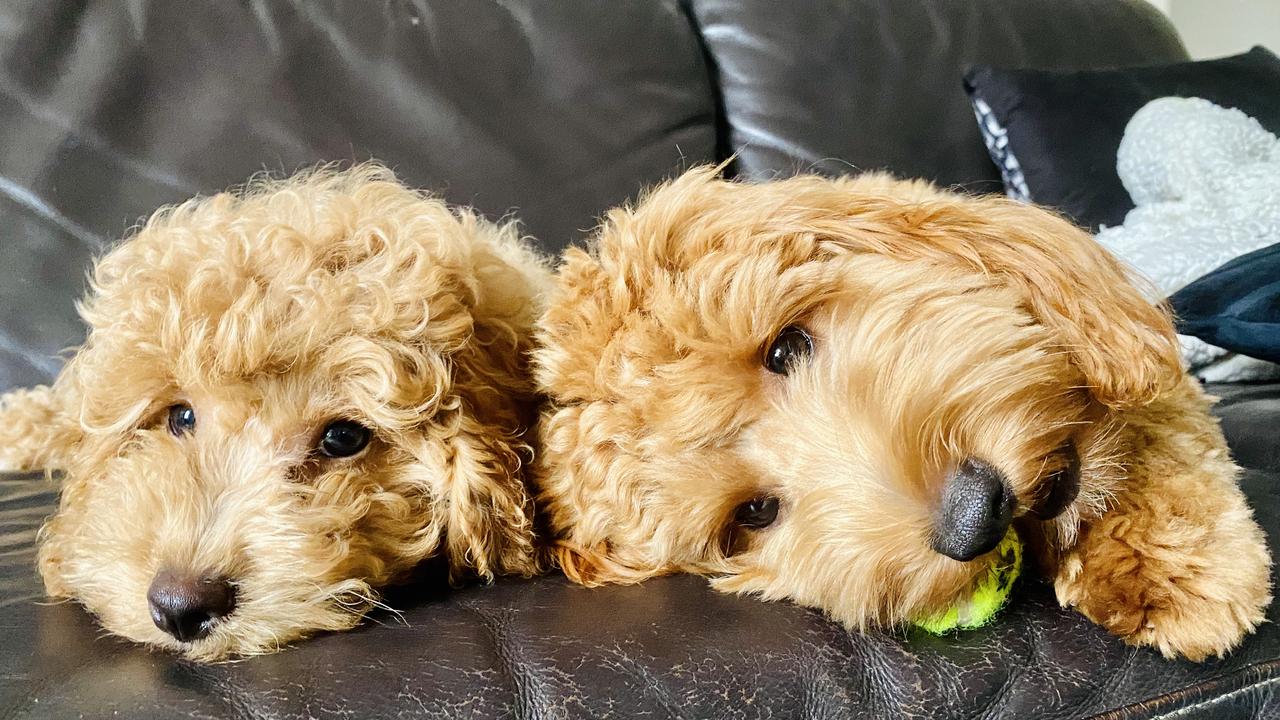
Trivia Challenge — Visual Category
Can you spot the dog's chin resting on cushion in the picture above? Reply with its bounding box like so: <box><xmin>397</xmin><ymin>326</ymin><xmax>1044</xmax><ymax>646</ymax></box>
<box><xmin>0</xmin><ymin>165</ymin><xmax>550</xmax><ymax>661</ymax></box>
<box><xmin>534</xmin><ymin>166</ymin><xmax>1272</xmax><ymax>661</ymax></box>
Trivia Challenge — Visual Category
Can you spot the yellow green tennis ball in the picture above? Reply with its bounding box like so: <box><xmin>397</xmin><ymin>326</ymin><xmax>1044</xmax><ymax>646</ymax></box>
<box><xmin>914</xmin><ymin>526</ymin><xmax>1022</xmax><ymax>634</ymax></box>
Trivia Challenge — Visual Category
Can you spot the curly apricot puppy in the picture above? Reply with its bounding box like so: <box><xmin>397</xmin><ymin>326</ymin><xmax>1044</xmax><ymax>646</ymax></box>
<box><xmin>0</xmin><ymin>165</ymin><xmax>549</xmax><ymax>660</ymax></box>
<box><xmin>535</xmin><ymin>167</ymin><xmax>1272</xmax><ymax>661</ymax></box>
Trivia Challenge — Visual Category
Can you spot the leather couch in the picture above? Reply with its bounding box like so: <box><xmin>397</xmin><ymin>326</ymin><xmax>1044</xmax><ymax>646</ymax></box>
<box><xmin>2</xmin><ymin>1</ymin><xmax>1277</xmax><ymax>717</ymax></box>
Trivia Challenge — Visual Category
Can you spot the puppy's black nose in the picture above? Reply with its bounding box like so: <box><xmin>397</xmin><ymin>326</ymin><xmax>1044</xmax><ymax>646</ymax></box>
<box><xmin>929</xmin><ymin>458</ymin><xmax>1015</xmax><ymax>562</ymax></box>
<box><xmin>147</xmin><ymin>570</ymin><xmax>236</xmax><ymax>642</ymax></box>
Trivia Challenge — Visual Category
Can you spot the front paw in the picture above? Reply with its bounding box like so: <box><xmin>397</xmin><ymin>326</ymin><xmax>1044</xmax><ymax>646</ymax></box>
<box><xmin>1055</xmin><ymin>514</ymin><xmax>1271</xmax><ymax>661</ymax></box>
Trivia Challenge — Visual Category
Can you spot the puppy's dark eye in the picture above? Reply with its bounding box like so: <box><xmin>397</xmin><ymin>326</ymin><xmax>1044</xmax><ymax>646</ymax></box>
<box><xmin>167</xmin><ymin>404</ymin><xmax>196</xmax><ymax>436</ymax></box>
<box><xmin>764</xmin><ymin>326</ymin><xmax>813</xmax><ymax>375</ymax></box>
<box><xmin>734</xmin><ymin>496</ymin><xmax>780</xmax><ymax>529</ymax></box>
<box><xmin>319</xmin><ymin>420</ymin><xmax>371</xmax><ymax>458</ymax></box>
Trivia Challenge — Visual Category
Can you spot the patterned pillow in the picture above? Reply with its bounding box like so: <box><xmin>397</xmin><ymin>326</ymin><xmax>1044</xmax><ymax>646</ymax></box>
<box><xmin>963</xmin><ymin>46</ymin><xmax>1280</xmax><ymax>231</ymax></box>
<box><xmin>969</xmin><ymin>97</ymin><xmax>1030</xmax><ymax>202</ymax></box>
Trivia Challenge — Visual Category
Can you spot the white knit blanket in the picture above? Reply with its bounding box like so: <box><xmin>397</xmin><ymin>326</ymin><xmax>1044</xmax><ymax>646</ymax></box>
<box><xmin>1094</xmin><ymin>96</ymin><xmax>1280</xmax><ymax>382</ymax></box>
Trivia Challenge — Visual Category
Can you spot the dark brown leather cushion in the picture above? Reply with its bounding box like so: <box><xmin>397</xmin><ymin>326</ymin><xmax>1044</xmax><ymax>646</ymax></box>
<box><xmin>3</xmin><ymin>384</ymin><xmax>1279</xmax><ymax>718</ymax></box>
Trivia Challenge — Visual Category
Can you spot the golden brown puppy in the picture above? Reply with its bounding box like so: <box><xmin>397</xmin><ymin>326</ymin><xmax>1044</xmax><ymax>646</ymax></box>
<box><xmin>0</xmin><ymin>165</ymin><xmax>549</xmax><ymax>660</ymax></box>
<box><xmin>534</xmin><ymin>166</ymin><xmax>1272</xmax><ymax>661</ymax></box>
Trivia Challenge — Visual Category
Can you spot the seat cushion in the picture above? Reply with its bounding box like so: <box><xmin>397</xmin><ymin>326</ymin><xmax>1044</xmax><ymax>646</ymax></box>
<box><xmin>1213</xmin><ymin>382</ymin><xmax>1280</xmax><ymax>473</ymax></box>
<box><xmin>3</xmin><ymin>422</ymin><xmax>1280</xmax><ymax>718</ymax></box>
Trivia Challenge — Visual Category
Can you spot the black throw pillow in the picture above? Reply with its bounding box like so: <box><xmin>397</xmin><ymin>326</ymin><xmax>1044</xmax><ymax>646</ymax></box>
<box><xmin>964</xmin><ymin>46</ymin><xmax>1280</xmax><ymax>232</ymax></box>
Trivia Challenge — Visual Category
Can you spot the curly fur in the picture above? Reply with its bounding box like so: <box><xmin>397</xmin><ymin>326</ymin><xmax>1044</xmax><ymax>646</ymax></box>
<box><xmin>0</xmin><ymin>164</ymin><xmax>550</xmax><ymax>660</ymax></box>
<box><xmin>534</xmin><ymin>166</ymin><xmax>1271</xmax><ymax>661</ymax></box>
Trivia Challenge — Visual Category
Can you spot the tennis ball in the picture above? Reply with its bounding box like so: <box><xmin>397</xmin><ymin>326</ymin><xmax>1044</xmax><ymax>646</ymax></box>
<box><xmin>913</xmin><ymin>526</ymin><xmax>1022</xmax><ymax>634</ymax></box>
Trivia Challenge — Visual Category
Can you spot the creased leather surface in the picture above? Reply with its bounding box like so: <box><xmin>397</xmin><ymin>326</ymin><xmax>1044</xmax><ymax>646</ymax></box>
<box><xmin>1</xmin><ymin>386</ymin><xmax>1278</xmax><ymax>719</ymax></box>
<box><xmin>686</xmin><ymin>0</ymin><xmax>1187</xmax><ymax>191</ymax></box>
<box><xmin>0</xmin><ymin>0</ymin><xmax>716</xmax><ymax>390</ymax></box>
<box><xmin>1212</xmin><ymin>383</ymin><xmax>1280</xmax><ymax>474</ymax></box>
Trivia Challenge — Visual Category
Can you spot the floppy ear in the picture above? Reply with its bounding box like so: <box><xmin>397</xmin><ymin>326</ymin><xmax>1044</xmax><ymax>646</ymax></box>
<box><xmin>819</xmin><ymin>176</ymin><xmax>1183</xmax><ymax>409</ymax></box>
<box><xmin>534</xmin><ymin>402</ymin><xmax>678</xmax><ymax>587</ymax></box>
<box><xmin>442</xmin><ymin>414</ymin><xmax>541</xmax><ymax>580</ymax></box>
<box><xmin>533</xmin><ymin>246</ymin><xmax>697</xmax><ymax>588</ymax></box>
<box><xmin>9</xmin><ymin>377</ymin><xmax>88</xmax><ymax>596</ymax></box>
<box><xmin>437</xmin><ymin>220</ymin><xmax>551</xmax><ymax>581</ymax></box>
<box><xmin>0</xmin><ymin>382</ymin><xmax>82</xmax><ymax>473</ymax></box>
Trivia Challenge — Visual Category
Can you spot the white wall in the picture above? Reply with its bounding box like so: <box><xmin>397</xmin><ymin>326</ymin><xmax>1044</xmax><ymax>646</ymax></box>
<box><xmin>1150</xmin><ymin>0</ymin><xmax>1280</xmax><ymax>59</ymax></box>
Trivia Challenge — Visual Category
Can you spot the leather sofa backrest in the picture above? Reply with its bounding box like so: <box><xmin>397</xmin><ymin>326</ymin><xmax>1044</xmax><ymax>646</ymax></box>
<box><xmin>688</xmin><ymin>0</ymin><xmax>1186</xmax><ymax>191</ymax></box>
<box><xmin>0</xmin><ymin>0</ymin><xmax>1185</xmax><ymax>391</ymax></box>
